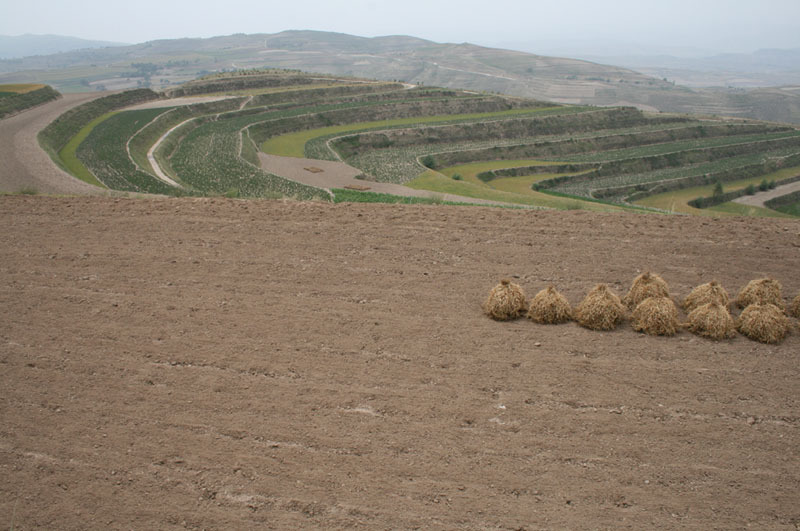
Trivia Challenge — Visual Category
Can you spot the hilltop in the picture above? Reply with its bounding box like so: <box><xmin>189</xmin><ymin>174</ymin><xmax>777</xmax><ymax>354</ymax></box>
<box><xmin>1</xmin><ymin>30</ymin><xmax>798</xmax><ymax>123</ymax></box>
<box><xmin>0</xmin><ymin>33</ymin><xmax>126</xmax><ymax>59</ymax></box>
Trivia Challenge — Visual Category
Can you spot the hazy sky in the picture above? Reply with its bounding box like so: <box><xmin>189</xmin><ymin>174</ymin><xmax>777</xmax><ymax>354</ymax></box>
<box><xmin>3</xmin><ymin>0</ymin><xmax>799</xmax><ymax>55</ymax></box>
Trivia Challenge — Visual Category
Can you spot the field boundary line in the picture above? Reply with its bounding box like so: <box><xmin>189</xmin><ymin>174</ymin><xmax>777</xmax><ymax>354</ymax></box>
<box><xmin>127</xmin><ymin>108</ymin><xmax>175</xmax><ymax>177</ymax></box>
<box><xmin>147</xmin><ymin>117</ymin><xmax>191</xmax><ymax>188</ymax></box>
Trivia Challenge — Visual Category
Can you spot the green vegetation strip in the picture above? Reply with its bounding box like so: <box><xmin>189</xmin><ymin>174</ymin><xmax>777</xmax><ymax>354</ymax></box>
<box><xmin>331</xmin><ymin>188</ymin><xmax>471</xmax><ymax>205</ymax></box>
<box><xmin>633</xmin><ymin>166</ymin><xmax>800</xmax><ymax>217</ymax></box>
<box><xmin>407</xmin><ymin>170</ymin><xmax>631</xmax><ymax>212</ymax></box>
<box><xmin>57</xmin><ymin>112</ymin><xmax>116</xmax><ymax>188</ymax></box>
<box><xmin>262</xmin><ymin>106</ymin><xmax>565</xmax><ymax>157</ymax></box>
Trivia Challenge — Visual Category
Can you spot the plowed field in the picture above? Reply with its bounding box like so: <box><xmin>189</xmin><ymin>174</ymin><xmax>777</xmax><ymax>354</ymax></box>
<box><xmin>1</xmin><ymin>196</ymin><xmax>798</xmax><ymax>529</ymax></box>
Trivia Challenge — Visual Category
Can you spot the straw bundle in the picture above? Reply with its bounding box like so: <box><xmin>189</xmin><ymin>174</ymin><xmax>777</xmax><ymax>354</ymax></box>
<box><xmin>574</xmin><ymin>284</ymin><xmax>626</xmax><ymax>331</ymax></box>
<box><xmin>686</xmin><ymin>301</ymin><xmax>736</xmax><ymax>340</ymax></box>
<box><xmin>683</xmin><ymin>280</ymin><xmax>730</xmax><ymax>313</ymax></box>
<box><xmin>623</xmin><ymin>272</ymin><xmax>670</xmax><ymax>309</ymax></box>
<box><xmin>484</xmin><ymin>279</ymin><xmax>527</xmax><ymax>320</ymax></box>
<box><xmin>789</xmin><ymin>293</ymin><xmax>800</xmax><ymax>319</ymax></box>
<box><xmin>736</xmin><ymin>303</ymin><xmax>790</xmax><ymax>344</ymax></box>
<box><xmin>735</xmin><ymin>278</ymin><xmax>783</xmax><ymax>309</ymax></box>
<box><xmin>631</xmin><ymin>296</ymin><xmax>680</xmax><ymax>336</ymax></box>
<box><xmin>527</xmin><ymin>286</ymin><xmax>572</xmax><ymax>324</ymax></box>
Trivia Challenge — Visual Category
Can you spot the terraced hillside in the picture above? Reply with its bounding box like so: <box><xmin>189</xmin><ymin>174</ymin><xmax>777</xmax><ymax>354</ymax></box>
<box><xmin>0</xmin><ymin>83</ymin><xmax>59</xmax><ymax>119</ymax></box>
<box><xmin>42</xmin><ymin>70</ymin><xmax>800</xmax><ymax>216</ymax></box>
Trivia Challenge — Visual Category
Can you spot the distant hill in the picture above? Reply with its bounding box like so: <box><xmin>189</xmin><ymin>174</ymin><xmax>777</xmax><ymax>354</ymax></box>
<box><xmin>0</xmin><ymin>34</ymin><xmax>127</xmax><ymax>59</ymax></box>
<box><xmin>0</xmin><ymin>30</ymin><xmax>798</xmax><ymax>124</ymax></box>
<box><xmin>577</xmin><ymin>48</ymin><xmax>800</xmax><ymax>88</ymax></box>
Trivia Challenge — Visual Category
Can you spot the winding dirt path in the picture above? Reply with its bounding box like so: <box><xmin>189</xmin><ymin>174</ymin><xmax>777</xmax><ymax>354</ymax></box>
<box><xmin>733</xmin><ymin>179</ymin><xmax>800</xmax><ymax>207</ymax></box>
<box><xmin>0</xmin><ymin>93</ymin><xmax>106</xmax><ymax>195</ymax></box>
<box><xmin>146</xmin><ymin>118</ymin><xmax>188</xmax><ymax>188</ymax></box>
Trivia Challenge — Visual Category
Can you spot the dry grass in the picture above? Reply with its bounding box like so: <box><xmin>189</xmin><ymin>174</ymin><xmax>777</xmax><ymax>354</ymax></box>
<box><xmin>527</xmin><ymin>286</ymin><xmax>572</xmax><ymax>324</ymax></box>
<box><xmin>789</xmin><ymin>294</ymin><xmax>800</xmax><ymax>319</ymax></box>
<box><xmin>483</xmin><ymin>279</ymin><xmax>526</xmax><ymax>320</ymax></box>
<box><xmin>686</xmin><ymin>301</ymin><xmax>736</xmax><ymax>340</ymax></box>
<box><xmin>736</xmin><ymin>303</ymin><xmax>791</xmax><ymax>344</ymax></box>
<box><xmin>735</xmin><ymin>278</ymin><xmax>784</xmax><ymax>309</ymax></box>
<box><xmin>623</xmin><ymin>272</ymin><xmax>670</xmax><ymax>309</ymax></box>
<box><xmin>575</xmin><ymin>284</ymin><xmax>626</xmax><ymax>331</ymax></box>
<box><xmin>631</xmin><ymin>296</ymin><xmax>680</xmax><ymax>336</ymax></box>
<box><xmin>684</xmin><ymin>280</ymin><xmax>730</xmax><ymax>313</ymax></box>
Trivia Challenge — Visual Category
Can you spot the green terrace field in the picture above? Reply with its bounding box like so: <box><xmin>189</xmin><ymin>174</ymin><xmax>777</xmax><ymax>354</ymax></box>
<box><xmin>0</xmin><ymin>83</ymin><xmax>59</xmax><ymax>119</ymax></box>
<box><xmin>40</xmin><ymin>70</ymin><xmax>800</xmax><ymax>215</ymax></box>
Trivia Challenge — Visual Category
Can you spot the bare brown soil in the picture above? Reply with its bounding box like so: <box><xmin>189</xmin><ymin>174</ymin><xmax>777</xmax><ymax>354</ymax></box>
<box><xmin>1</xmin><ymin>196</ymin><xmax>799</xmax><ymax>530</ymax></box>
<box><xmin>258</xmin><ymin>152</ymin><xmax>509</xmax><ymax>205</ymax></box>
<box><xmin>0</xmin><ymin>93</ymin><xmax>106</xmax><ymax>195</ymax></box>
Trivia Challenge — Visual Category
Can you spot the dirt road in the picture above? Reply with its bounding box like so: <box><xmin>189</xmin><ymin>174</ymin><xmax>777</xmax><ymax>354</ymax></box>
<box><xmin>0</xmin><ymin>93</ymin><xmax>106</xmax><ymax>195</ymax></box>
<box><xmin>1</xmin><ymin>196</ymin><xmax>798</xmax><ymax>529</ymax></box>
<box><xmin>734</xmin><ymin>179</ymin><xmax>800</xmax><ymax>208</ymax></box>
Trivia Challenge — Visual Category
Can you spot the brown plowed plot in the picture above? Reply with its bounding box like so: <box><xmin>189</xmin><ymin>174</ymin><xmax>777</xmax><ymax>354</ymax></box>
<box><xmin>1</xmin><ymin>196</ymin><xmax>799</xmax><ymax>530</ymax></box>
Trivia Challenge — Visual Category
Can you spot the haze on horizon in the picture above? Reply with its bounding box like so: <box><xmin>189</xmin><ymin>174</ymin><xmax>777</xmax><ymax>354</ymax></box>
<box><xmin>2</xmin><ymin>0</ymin><xmax>800</xmax><ymax>57</ymax></box>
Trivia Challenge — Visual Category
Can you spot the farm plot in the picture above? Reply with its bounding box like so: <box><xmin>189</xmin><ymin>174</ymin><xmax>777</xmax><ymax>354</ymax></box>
<box><xmin>338</xmin><ymin>114</ymin><xmax>716</xmax><ymax>184</ymax></box>
<box><xmin>76</xmin><ymin>108</ymin><xmax>177</xmax><ymax>194</ymax></box>
<box><xmin>544</xmin><ymin>130</ymin><xmax>800</xmax><ymax>164</ymax></box>
<box><xmin>262</xmin><ymin>107</ymin><xmax>582</xmax><ymax>160</ymax></box>
<box><xmin>549</xmin><ymin>148</ymin><xmax>800</xmax><ymax>200</ymax></box>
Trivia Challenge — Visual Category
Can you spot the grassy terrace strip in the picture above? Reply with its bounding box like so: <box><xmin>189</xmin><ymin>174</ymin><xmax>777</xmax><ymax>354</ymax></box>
<box><xmin>76</xmin><ymin>108</ymin><xmax>176</xmax><ymax>194</ymax></box>
<box><xmin>245</xmin><ymin>85</ymin><xmax>464</xmax><ymax>109</ymax></box>
<box><xmin>303</xmin><ymin>106</ymin><xmax>594</xmax><ymax>162</ymax></box>
<box><xmin>167</xmin><ymin>103</ymin><xmax>356</xmax><ymax>199</ymax></box>
<box><xmin>57</xmin><ymin>112</ymin><xmax>115</xmax><ymax>188</ymax></box>
<box><xmin>0</xmin><ymin>84</ymin><xmax>59</xmax><ymax>119</ymax></box>
<box><xmin>261</xmin><ymin>104</ymin><xmax>569</xmax><ymax>158</ymax></box>
<box><xmin>128</xmin><ymin>98</ymin><xmax>247</xmax><ymax>175</ymax></box>
<box><xmin>406</xmin><ymin>170</ymin><xmax>636</xmax><ymax>212</ymax></box>
<box><xmin>331</xmin><ymin>188</ymin><xmax>475</xmax><ymax>206</ymax></box>
<box><xmin>540</xmin><ymin>143</ymin><xmax>800</xmax><ymax>199</ymax></box>
<box><xmin>332</xmin><ymin>110</ymin><xmax>704</xmax><ymax>162</ymax></box>
<box><xmin>765</xmin><ymin>190</ymin><xmax>800</xmax><ymax>216</ymax></box>
<box><xmin>342</xmin><ymin>121</ymin><xmax>722</xmax><ymax>185</ymax></box>
<box><xmin>165</xmin><ymin>72</ymin><xmax>396</xmax><ymax>97</ymax></box>
<box><xmin>541</xmin><ymin>129</ymin><xmax>800</xmax><ymax>163</ymax></box>
<box><xmin>39</xmin><ymin>88</ymin><xmax>160</xmax><ymax>183</ymax></box>
<box><xmin>634</xmin><ymin>169</ymin><xmax>800</xmax><ymax>217</ymax></box>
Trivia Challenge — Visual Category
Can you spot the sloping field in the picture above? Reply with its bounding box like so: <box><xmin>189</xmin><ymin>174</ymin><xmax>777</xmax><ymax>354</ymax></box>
<box><xmin>1</xmin><ymin>196</ymin><xmax>798</xmax><ymax>529</ymax></box>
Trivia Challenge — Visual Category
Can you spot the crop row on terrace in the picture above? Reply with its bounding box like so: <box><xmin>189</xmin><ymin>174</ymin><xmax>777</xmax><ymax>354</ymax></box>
<box><xmin>251</xmin><ymin>95</ymin><xmax>550</xmax><ymax>153</ymax></box>
<box><xmin>39</xmin><ymin>89</ymin><xmax>160</xmax><ymax>155</ymax></box>
<box><xmin>332</xmin><ymin>113</ymin><xmax>714</xmax><ymax>184</ymax></box>
<box><xmin>550</xmin><ymin>150</ymin><xmax>800</xmax><ymax>200</ymax></box>
<box><xmin>294</xmin><ymin>106</ymin><xmax>586</xmax><ymax>162</ymax></box>
<box><xmin>245</xmin><ymin>85</ymin><xmax>464</xmax><ymax>109</ymax></box>
<box><xmin>75</xmin><ymin>108</ymin><xmax>177</xmax><ymax>194</ymax></box>
<box><xmin>165</xmin><ymin>72</ymin><xmax>369</xmax><ymax>97</ymax></box>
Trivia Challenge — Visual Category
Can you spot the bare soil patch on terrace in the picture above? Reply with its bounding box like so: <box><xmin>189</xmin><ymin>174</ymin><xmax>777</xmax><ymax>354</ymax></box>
<box><xmin>258</xmin><ymin>152</ymin><xmax>511</xmax><ymax>205</ymax></box>
<box><xmin>734</xmin><ymin>179</ymin><xmax>800</xmax><ymax>208</ymax></box>
<box><xmin>0</xmin><ymin>93</ymin><xmax>105</xmax><ymax>195</ymax></box>
<box><xmin>1</xmin><ymin>196</ymin><xmax>799</xmax><ymax>529</ymax></box>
